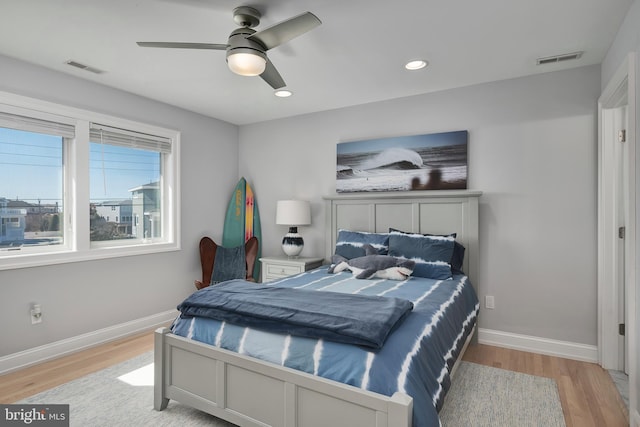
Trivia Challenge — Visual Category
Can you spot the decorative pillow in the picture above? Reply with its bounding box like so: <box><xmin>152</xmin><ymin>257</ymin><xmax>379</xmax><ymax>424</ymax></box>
<box><xmin>389</xmin><ymin>228</ymin><xmax>465</xmax><ymax>274</ymax></box>
<box><xmin>388</xmin><ymin>231</ymin><xmax>455</xmax><ymax>280</ymax></box>
<box><xmin>334</xmin><ymin>230</ymin><xmax>389</xmax><ymax>259</ymax></box>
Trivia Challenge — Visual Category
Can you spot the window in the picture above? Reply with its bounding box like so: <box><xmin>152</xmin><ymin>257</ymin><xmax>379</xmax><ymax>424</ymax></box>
<box><xmin>0</xmin><ymin>92</ymin><xmax>180</xmax><ymax>270</ymax></box>
<box><xmin>0</xmin><ymin>111</ymin><xmax>69</xmax><ymax>251</ymax></box>
<box><xmin>89</xmin><ymin>124</ymin><xmax>170</xmax><ymax>245</ymax></box>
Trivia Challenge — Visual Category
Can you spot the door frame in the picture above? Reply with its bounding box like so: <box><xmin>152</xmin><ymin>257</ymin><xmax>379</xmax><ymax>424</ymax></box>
<box><xmin>598</xmin><ymin>52</ymin><xmax>637</xmax><ymax>424</ymax></box>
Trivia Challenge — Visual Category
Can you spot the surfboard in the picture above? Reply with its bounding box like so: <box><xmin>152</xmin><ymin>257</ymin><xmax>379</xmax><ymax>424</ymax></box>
<box><xmin>222</xmin><ymin>177</ymin><xmax>262</xmax><ymax>281</ymax></box>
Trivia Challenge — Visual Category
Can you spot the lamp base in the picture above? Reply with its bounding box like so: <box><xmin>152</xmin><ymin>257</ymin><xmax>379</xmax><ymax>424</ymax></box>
<box><xmin>282</xmin><ymin>226</ymin><xmax>304</xmax><ymax>257</ymax></box>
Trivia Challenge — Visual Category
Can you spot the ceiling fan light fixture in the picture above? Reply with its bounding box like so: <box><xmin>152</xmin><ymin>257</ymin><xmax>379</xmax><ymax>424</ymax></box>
<box><xmin>405</xmin><ymin>60</ymin><xmax>428</xmax><ymax>71</ymax></box>
<box><xmin>227</xmin><ymin>52</ymin><xmax>266</xmax><ymax>76</ymax></box>
<box><xmin>137</xmin><ymin>8</ymin><xmax>321</xmax><ymax>89</ymax></box>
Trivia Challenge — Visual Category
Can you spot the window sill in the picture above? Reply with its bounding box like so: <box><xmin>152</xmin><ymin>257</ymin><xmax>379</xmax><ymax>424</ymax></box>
<box><xmin>0</xmin><ymin>242</ymin><xmax>180</xmax><ymax>271</ymax></box>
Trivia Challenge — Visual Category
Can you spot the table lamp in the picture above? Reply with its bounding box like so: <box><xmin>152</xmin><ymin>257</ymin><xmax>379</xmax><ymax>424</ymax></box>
<box><xmin>276</xmin><ymin>200</ymin><xmax>311</xmax><ymax>257</ymax></box>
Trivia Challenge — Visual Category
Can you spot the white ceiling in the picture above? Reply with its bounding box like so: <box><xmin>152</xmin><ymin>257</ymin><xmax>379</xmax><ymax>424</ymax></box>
<box><xmin>0</xmin><ymin>0</ymin><xmax>632</xmax><ymax>125</ymax></box>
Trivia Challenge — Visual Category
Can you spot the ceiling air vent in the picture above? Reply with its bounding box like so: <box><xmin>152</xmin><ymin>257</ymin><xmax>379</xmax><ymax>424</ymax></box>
<box><xmin>536</xmin><ymin>51</ymin><xmax>583</xmax><ymax>66</ymax></box>
<box><xmin>65</xmin><ymin>60</ymin><xmax>104</xmax><ymax>74</ymax></box>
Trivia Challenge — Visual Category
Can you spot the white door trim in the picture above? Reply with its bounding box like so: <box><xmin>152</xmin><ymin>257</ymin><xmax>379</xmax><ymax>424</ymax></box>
<box><xmin>629</xmin><ymin>51</ymin><xmax>639</xmax><ymax>427</ymax></box>
<box><xmin>598</xmin><ymin>51</ymin><xmax>637</xmax><ymax>425</ymax></box>
<box><xmin>598</xmin><ymin>54</ymin><xmax>631</xmax><ymax>370</ymax></box>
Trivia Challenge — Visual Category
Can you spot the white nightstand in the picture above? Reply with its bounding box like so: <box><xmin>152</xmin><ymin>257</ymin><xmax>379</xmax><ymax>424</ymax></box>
<box><xmin>260</xmin><ymin>256</ymin><xmax>325</xmax><ymax>282</ymax></box>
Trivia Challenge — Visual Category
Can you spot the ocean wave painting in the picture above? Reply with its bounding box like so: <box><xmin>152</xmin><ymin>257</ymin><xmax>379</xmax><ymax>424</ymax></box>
<box><xmin>336</xmin><ymin>130</ymin><xmax>468</xmax><ymax>193</ymax></box>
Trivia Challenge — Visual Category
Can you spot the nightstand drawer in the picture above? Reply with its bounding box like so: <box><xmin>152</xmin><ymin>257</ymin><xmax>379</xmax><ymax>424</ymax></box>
<box><xmin>260</xmin><ymin>256</ymin><xmax>325</xmax><ymax>283</ymax></box>
<box><xmin>266</xmin><ymin>263</ymin><xmax>302</xmax><ymax>277</ymax></box>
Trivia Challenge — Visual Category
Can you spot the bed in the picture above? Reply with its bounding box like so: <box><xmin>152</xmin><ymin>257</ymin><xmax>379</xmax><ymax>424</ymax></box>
<box><xmin>155</xmin><ymin>190</ymin><xmax>481</xmax><ymax>427</ymax></box>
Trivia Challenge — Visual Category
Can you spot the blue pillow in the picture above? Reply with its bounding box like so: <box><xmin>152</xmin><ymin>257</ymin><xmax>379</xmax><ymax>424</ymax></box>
<box><xmin>389</xmin><ymin>228</ymin><xmax>465</xmax><ymax>274</ymax></box>
<box><xmin>388</xmin><ymin>231</ymin><xmax>455</xmax><ymax>280</ymax></box>
<box><xmin>335</xmin><ymin>230</ymin><xmax>389</xmax><ymax>259</ymax></box>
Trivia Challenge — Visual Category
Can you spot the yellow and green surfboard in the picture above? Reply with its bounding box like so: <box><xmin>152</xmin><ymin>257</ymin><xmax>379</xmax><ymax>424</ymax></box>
<box><xmin>222</xmin><ymin>177</ymin><xmax>262</xmax><ymax>281</ymax></box>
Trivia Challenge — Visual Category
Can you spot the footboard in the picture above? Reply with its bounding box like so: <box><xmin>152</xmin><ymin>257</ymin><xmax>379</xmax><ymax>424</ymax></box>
<box><xmin>154</xmin><ymin>327</ymin><xmax>412</xmax><ymax>427</ymax></box>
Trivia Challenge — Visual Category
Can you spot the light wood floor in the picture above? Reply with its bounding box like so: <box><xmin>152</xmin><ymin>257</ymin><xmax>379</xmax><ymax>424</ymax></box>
<box><xmin>463</xmin><ymin>343</ymin><xmax>629</xmax><ymax>427</ymax></box>
<box><xmin>0</xmin><ymin>330</ymin><xmax>154</xmax><ymax>404</ymax></box>
<box><xmin>0</xmin><ymin>331</ymin><xmax>629</xmax><ymax>426</ymax></box>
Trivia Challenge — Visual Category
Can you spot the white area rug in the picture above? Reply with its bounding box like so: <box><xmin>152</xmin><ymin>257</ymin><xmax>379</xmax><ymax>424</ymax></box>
<box><xmin>20</xmin><ymin>352</ymin><xmax>565</xmax><ymax>427</ymax></box>
<box><xmin>440</xmin><ymin>361</ymin><xmax>565</xmax><ymax>426</ymax></box>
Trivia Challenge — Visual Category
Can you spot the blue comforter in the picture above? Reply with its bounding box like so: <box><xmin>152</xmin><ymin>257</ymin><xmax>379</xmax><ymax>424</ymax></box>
<box><xmin>171</xmin><ymin>267</ymin><xmax>479</xmax><ymax>427</ymax></box>
<box><xmin>177</xmin><ymin>280</ymin><xmax>413</xmax><ymax>349</ymax></box>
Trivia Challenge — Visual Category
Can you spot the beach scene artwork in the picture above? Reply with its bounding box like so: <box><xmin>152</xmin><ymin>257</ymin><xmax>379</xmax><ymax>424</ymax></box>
<box><xmin>336</xmin><ymin>130</ymin><xmax>468</xmax><ymax>193</ymax></box>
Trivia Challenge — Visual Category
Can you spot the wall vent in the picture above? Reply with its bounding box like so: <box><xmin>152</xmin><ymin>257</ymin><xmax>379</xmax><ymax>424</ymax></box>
<box><xmin>65</xmin><ymin>60</ymin><xmax>104</xmax><ymax>74</ymax></box>
<box><xmin>536</xmin><ymin>51</ymin><xmax>583</xmax><ymax>66</ymax></box>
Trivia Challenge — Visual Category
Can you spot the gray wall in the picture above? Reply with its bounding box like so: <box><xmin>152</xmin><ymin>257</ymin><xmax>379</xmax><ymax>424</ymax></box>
<box><xmin>0</xmin><ymin>54</ymin><xmax>239</xmax><ymax>356</ymax></box>
<box><xmin>601</xmin><ymin>0</ymin><xmax>639</xmax><ymax>89</ymax></box>
<box><xmin>0</xmin><ymin>53</ymin><xmax>603</xmax><ymax>357</ymax></box>
<box><xmin>601</xmin><ymin>0</ymin><xmax>640</xmax><ymax>417</ymax></box>
<box><xmin>239</xmin><ymin>65</ymin><xmax>600</xmax><ymax>346</ymax></box>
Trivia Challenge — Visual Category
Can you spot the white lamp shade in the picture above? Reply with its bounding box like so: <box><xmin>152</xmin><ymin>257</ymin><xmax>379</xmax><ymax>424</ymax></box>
<box><xmin>227</xmin><ymin>52</ymin><xmax>266</xmax><ymax>76</ymax></box>
<box><xmin>276</xmin><ymin>200</ymin><xmax>311</xmax><ymax>225</ymax></box>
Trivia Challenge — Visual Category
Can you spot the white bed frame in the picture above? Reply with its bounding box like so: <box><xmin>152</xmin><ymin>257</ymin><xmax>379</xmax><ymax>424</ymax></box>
<box><xmin>155</xmin><ymin>190</ymin><xmax>481</xmax><ymax>427</ymax></box>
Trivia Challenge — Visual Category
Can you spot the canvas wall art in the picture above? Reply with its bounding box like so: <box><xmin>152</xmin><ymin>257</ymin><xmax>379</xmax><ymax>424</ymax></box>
<box><xmin>336</xmin><ymin>130</ymin><xmax>468</xmax><ymax>193</ymax></box>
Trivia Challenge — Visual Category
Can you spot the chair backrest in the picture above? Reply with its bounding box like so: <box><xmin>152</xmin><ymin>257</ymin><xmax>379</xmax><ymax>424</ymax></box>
<box><xmin>196</xmin><ymin>236</ymin><xmax>259</xmax><ymax>289</ymax></box>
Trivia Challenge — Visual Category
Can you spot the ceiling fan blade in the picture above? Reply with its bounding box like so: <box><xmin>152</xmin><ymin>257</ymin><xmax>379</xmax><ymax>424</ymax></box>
<box><xmin>260</xmin><ymin>59</ymin><xmax>286</xmax><ymax>89</ymax></box>
<box><xmin>248</xmin><ymin>11</ymin><xmax>321</xmax><ymax>50</ymax></box>
<box><xmin>137</xmin><ymin>42</ymin><xmax>227</xmax><ymax>50</ymax></box>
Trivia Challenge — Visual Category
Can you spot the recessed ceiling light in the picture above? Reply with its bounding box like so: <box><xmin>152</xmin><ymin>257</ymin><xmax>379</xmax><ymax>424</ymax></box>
<box><xmin>405</xmin><ymin>60</ymin><xmax>428</xmax><ymax>71</ymax></box>
<box><xmin>274</xmin><ymin>89</ymin><xmax>293</xmax><ymax>98</ymax></box>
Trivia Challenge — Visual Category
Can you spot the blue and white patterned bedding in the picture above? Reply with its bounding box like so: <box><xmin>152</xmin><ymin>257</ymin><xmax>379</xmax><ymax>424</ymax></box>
<box><xmin>171</xmin><ymin>266</ymin><xmax>479</xmax><ymax>427</ymax></box>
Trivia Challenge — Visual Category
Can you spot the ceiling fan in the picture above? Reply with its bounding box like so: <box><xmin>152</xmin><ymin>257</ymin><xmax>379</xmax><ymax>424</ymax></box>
<box><xmin>137</xmin><ymin>6</ymin><xmax>321</xmax><ymax>90</ymax></box>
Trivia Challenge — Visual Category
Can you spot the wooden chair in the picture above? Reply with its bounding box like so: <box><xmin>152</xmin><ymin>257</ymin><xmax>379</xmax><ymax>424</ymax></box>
<box><xmin>194</xmin><ymin>236</ymin><xmax>259</xmax><ymax>290</ymax></box>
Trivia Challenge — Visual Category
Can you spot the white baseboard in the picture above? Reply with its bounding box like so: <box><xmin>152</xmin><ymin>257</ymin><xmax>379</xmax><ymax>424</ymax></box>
<box><xmin>478</xmin><ymin>328</ymin><xmax>598</xmax><ymax>363</ymax></box>
<box><xmin>0</xmin><ymin>309</ymin><xmax>178</xmax><ymax>375</ymax></box>
<box><xmin>633</xmin><ymin>409</ymin><xmax>640</xmax><ymax>427</ymax></box>
<box><xmin>0</xmin><ymin>319</ymin><xmax>601</xmax><ymax>375</ymax></box>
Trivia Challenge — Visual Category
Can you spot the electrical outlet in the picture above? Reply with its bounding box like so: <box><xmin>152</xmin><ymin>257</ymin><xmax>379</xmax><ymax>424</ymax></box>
<box><xmin>485</xmin><ymin>296</ymin><xmax>495</xmax><ymax>309</ymax></box>
<box><xmin>30</xmin><ymin>304</ymin><xmax>43</xmax><ymax>324</ymax></box>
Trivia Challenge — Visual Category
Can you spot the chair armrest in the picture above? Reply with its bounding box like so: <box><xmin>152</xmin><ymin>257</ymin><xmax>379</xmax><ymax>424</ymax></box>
<box><xmin>194</xmin><ymin>279</ymin><xmax>209</xmax><ymax>290</ymax></box>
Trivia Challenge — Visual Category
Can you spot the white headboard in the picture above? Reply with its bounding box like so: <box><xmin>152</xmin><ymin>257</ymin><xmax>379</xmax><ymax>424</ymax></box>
<box><xmin>323</xmin><ymin>190</ymin><xmax>482</xmax><ymax>293</ymax></box>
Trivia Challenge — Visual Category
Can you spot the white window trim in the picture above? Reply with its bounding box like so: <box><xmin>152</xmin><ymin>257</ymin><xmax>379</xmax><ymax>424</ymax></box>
<box><xmin>0</xmin><ymin>90</ymin><xmax>181</xmax><ymax>271</ymax></box>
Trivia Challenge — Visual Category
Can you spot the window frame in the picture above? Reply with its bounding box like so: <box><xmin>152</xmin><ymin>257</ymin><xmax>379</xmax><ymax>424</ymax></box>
<box><xmin>0</xmin><ymin>91</ymin><xmax>181</xmax><ymax>271</ymax></box>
